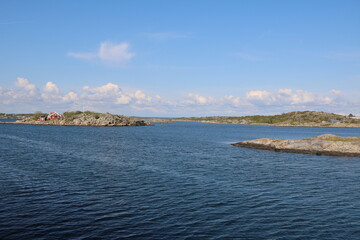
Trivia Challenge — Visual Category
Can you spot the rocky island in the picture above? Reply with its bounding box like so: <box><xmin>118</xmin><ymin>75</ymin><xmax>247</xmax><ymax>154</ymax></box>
<box><xmin>0</xmin><ymin>113</ymin><xmax>33</xmax><ymax>119</ymax></box>
<box><xmin>4</xmin><ymin>111</ymin><xmax>151</xmax><ymax>127</ymax></box>
<box><xmin>232</xmin><ymin>134</ymin><xmax>360</xmax><ymax>157</ymax></box>
<box><xmin>176</xmin><ymin>111</ymin><xmax>360</xmax><ymax>128</ymax></box>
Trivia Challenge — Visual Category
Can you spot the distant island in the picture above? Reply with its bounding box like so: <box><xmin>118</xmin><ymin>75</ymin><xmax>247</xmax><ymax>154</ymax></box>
<box><xmin>2</xmin><ymin>110</ymin><xmax>360</xmax><ymax>128</ymax></box>
<box><xmin>0</xmin><ymin>113</ymin><xmax>33</xmax><ymax>119</ymax></box>
<box><xmin>232</xmin><ymin>134</ymin><xmax>360</xmax><ymax>157</ymax></box>
<box><xmin>175</xmin><ymin>111</ymin><xmax>360</xmax><ymax>128</ymax></box>
<box><xmin>1</xmin><ymin>111</ymin><xmax>151</xmax><ymax>127</ymax></box>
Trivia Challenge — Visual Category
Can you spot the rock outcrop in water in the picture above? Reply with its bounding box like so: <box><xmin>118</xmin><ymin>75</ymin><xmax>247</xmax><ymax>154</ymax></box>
<box><xmin>12</xmin><ymin>111</ymin><xmax>151</xmax><ymax>127</ymax></box>
<box><xmin>232</xmin><ymin>134</ymin><xmax>360</xmax><ymax>157</ymax></box>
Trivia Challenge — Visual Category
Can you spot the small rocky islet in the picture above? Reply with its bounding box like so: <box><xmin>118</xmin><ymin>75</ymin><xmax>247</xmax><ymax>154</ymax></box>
<box><xmin>232</xmin><ymin>134</ymin><xmax>360</xmax><ymax>157</ymax></box>
<box><xmin>8</xmin><ymin>111</ymin><xmax>151</xmax><ymax>127</ymax></box>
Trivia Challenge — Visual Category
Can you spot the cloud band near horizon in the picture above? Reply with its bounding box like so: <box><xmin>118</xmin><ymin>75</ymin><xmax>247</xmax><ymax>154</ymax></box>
<box><xmin>0</xmin><ymin>77</ymin><xmax>358</xmax><ymax>117</ymax></box>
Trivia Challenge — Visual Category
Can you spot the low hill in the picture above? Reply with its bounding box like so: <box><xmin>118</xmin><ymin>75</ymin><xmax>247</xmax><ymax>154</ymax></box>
<box><xmin>15</xmin><ymin>111</ymin><xmax>151</xmax><ymax>126</ymax></box>
<box><xmin>176</xmin><ymin>111</ymin><xmax>360</xmax><ymax>127</ymax></box>
<box><xmin>0</xmin><ymin>113</ymin><xmax>33</xmax><ymax>119</ymax></box>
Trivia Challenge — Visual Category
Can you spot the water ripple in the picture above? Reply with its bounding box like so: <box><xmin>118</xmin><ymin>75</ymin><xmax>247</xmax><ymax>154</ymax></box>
<box><xmin>1</xmin><ymin>122</ymin><xmax>360</xmax><ymax>239</ymax></box>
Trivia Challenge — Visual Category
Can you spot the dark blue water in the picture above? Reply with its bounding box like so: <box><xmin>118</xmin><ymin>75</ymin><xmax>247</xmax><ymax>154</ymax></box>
<box><xmin>1</xmin><ymin>122</ymin><xmax>360</xmax><ymax>239</ymax></box>
<box><xmin>0</xmin><ymin>119</ymin><xmax>20</xmax><ymax>122</ymax></box>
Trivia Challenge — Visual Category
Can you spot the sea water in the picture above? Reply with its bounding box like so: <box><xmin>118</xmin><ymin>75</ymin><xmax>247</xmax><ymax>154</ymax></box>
<box><xmin>1</xmin><ymin>121</ymin><xmax>360</xmax><ymax>239</ymax></box>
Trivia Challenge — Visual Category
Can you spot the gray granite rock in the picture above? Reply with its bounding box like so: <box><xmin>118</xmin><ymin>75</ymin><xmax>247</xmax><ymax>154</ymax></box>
<box><xmin>232</xmin><ymin>134</ymin><xmax>360</xmax><ymax>157</ymax></box>
<box><xmin>12</xmin><ymin>112</ymin><xmax>151</xmax><ymax>127</ymax></box>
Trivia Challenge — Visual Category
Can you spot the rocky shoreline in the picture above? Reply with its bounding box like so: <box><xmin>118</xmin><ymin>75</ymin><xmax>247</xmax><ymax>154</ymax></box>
<box><xmin>232</xmin><ymin>134</ymin><xmax>360</xmax><ymax>157</ymax></box>
<box><xmin>199</xmin><ymin>121</ymin><xmax>360</xmax><ymax>128</ymax></box>
<box><xmin>1</xmin><ymin>112</ymin><xmax>151</xmax><ymax>127</ymax></box>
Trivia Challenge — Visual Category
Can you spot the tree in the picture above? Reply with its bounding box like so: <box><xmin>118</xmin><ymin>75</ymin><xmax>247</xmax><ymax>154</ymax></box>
<box><xmin>32</xmin><ymin>111</ymin><xmax>44</xmax><ymax>120</ymax></box>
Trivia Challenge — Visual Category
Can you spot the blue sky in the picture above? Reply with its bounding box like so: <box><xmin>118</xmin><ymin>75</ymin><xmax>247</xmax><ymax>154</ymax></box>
<box><xmin>1</xmin><ymin>0</ymin><xmax>359</xmax><ymax>116</ymax></box>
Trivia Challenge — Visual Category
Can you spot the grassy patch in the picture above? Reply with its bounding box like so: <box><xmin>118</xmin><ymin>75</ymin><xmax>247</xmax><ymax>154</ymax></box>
<box><xmin>31</xmin><ymin>112</ymin><xmax>46</xmax><ymax>120</ymax></box>
<box><xmin>303</xmin><ymin>135</ymin><xmax>360</xmax><ymax>142</ymax></box>
<box><xmin>63</xmin><ymin>111</ymin><xmax>104</xmax><ymax>120</ymax></box>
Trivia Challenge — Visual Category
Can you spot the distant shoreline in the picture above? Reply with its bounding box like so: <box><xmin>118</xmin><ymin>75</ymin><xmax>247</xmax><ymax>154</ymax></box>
<box><xmin>174</xmin><ymin>111</ymin><xmax>360</xmax><ymax>128</ymax></box>
<box><xmin>0</xmin><ymin>121</ymin><xmax>149</xmax><ymax>127</ymax></box>
<box><xmin>3</xmin><ymin>120</ymin><xmax>360</xmax><ymax>128</ymax></box>
<box><xmin>174</xmin><ymin>119</ymin><xmax>360</xmax><ymax>128</ymax></box>
<box><xmin>2</xmin><ymin>110</ymin><xmax>360</xmax><ymax>128</ymax></box>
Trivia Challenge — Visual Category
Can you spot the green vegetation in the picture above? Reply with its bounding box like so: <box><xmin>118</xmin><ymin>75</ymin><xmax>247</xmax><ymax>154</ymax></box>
<box><xmin>176</xmin><ymin>111</ymin><xmax>360</xmax><ymax>125</ymax></box>
<box><xmin>63</xmin><ymin>111</ymin><xmax>101</xmax><ymax>120</ymax></box>
<box><xmin>63</xmin><ymin>111</ymin><xmax>79</xmax><ymax>120</ymax></box>
<box><xmin>31</xmin><ymin>111</ymin><xmax>46</xmax><ymax>120</ymax></box>
<box><xmin>303</xmin><ymin>135</ymin><xmax>360</xmax><ymax>142</ymax></box>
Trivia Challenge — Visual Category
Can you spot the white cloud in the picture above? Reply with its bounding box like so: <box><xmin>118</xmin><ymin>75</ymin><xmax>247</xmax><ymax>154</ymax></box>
<box><xmin>14</xmin><ymin>77</ymin><xmax>36</xmax><ymax>96</ymax></box>
<box><xmin>115</xmin><ymin>95</ymin><xmax>131</xmax><ymax>105</ymax></box>
<box><xmin>81</xmin><ymin>83</ymin><xmax>157</xmax><ymax>107</ymax></box>
<box><xmin>289</xmin><ymin>91</ymin><xmax>315</xmax><ymax>104</ymax></box>
<box><xmin>224</xmin><ymin>95</ymin><xmax>249</xmax><ymax>107</ymax></box>
<box><xmin>44</xmin><ymin>82</ymin><xmax>60</xmax><ymax>93</ymax></box>
<box><xmin>41</xmin><ymin>82</ymin><xmax>67</xmax><ymax>103</ymax></box>
<box><xmin>246</xmin><ymin>90</ymin><xmax>272</xmax><ymax>102</ymax></box>
<box><xmin>133</xmin><ymin>90</ymin><xmax>153</xmax><ymax>105</ymax></box>
<box><xmin>1</xmin><ymin>78</ymin><xmax>359</xmax><ymax>116</ymax></box>
<box><xmin>82</xmin><ymin>83</ymin><xmax>125</xmax><ymax>104</ymax></box>
<box><xmin>2</xmin><ymin>78</ymin><xmax>78</xmax><ymax>107</ymax></box>
<box><xmin>246</xmin><ymin>89</ymin><xmax>334</xmax><ymax>106</ymax></box>
<box><xmin>62</xmin><ymin>92</ymin><xmax>78</xmax><ymax>102</ymax></box>
<box><xmin>41</xmin><ymin>93</ymin><xmax>60</xmax><ymax>103</ymax></box>
<box><xmin>134</xmin><ymin>90</ymin><xmax>147</xmax><ymax>100</ymax></box>
<box><xmin>0</xmin><ymin>87</ymin><xmax>17</xmax><ymax>104</ymax></box>
<box><xmin>1</xmin><ymin>78</ymin><xmax>39</xmax><ymax>105</ymax></box>
<box><xmin>68</xmin><ymin>41</ymin><xmax>135</xmax><ymax>66</ymax></box>
<box><xmin>330</xmin><ymin>89</ymin><xmax>341</xmax><ymax>95</ymax></box>
<box><xmin>98</xmin><ymin>42</ymin><xmax>135</xmax><ymax>63</ymax></box>
<box><xmin>185</xmin><ymin>93</ymin><xmax>215</xmax><ymax>105</ymax></box>
<box><xmin>278</xmin><ymin>89</ymin><xmax>292</xmax><ymax>95</ymax></box>
<box><xmin>83</xmin><ymin>82</ymin><xmax>120</xmax><ymax>94</ymax></box>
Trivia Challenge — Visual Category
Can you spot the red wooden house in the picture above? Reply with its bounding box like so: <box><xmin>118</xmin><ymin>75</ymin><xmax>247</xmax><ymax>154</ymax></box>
<box><xmin>47</xmin><ymin>112</ymin><xmax>63</xmax><ymax>119</ymax></box>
